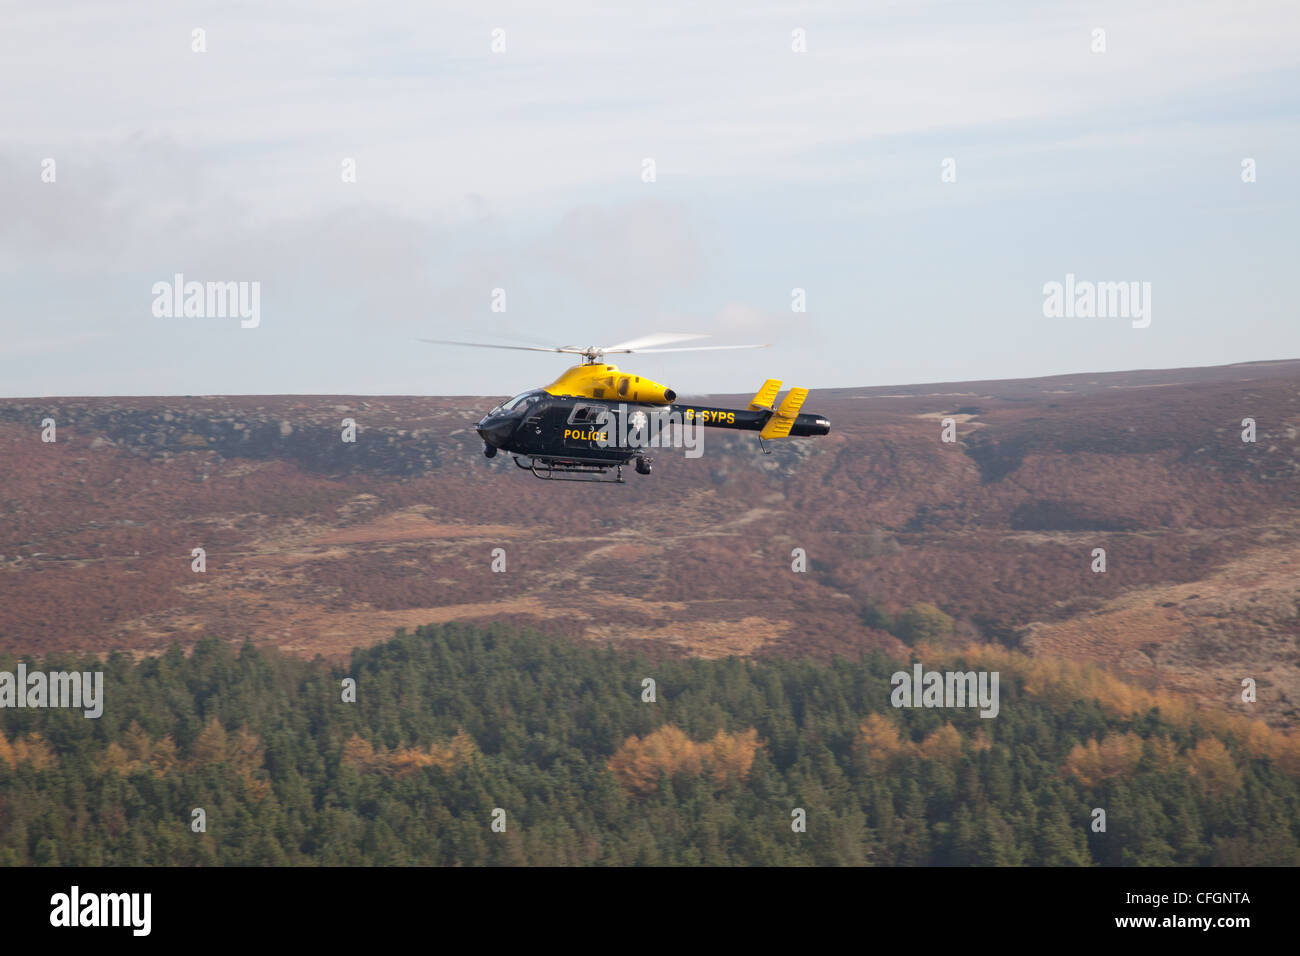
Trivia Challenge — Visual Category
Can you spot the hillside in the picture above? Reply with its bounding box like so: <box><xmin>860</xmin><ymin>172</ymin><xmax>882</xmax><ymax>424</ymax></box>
<box><xmin>2</xmin><ymin>359</ymin><xmax>1298</xmax><ymax>725</ymax></box>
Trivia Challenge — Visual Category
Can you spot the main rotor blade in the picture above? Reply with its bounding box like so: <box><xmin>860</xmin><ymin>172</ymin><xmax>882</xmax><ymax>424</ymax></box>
<box><xmin>603</xmin><ymin>332</ymin><xmax>709</xmax><ymax>352</ymax></box>
<box><xmin>419</xmin><ymin>336</ymin><xmax>770</xmax><ymax>357</ymax></box>
<box><xmin>417</xmin><ymin>338</ymin><xmax>584</xmax><ymax>354</ymax></box>
<box><xmin>616</xmin><ymin>343</ymin><xmax>772</xmax><ymax>354</ymax></box>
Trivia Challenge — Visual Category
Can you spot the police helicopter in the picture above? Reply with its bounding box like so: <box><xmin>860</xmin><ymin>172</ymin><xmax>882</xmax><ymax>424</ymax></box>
<box><xmin>421</xmin><ymin>333</ymin><xmax>831</xmax><ymax>483</ymax></box>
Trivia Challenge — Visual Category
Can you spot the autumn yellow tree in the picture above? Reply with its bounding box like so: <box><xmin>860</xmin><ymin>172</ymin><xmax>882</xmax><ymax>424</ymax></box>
<box><xmin>704</xmin><ymin>728</ymin><xmax>761</xmax><ymax>787</ymax></box>
<box><xmin>149</xmin><ymin>736</ymin><xmax>178</xmax><ymax>775</ymax></box>
<box><xmin>607</xmin><ymin>726</ymin><xmax>761</xmax><ymax>795</ymax></box>
<box><xmin>341</xmin><ymin>734</ymin><xmax>378</xmax><ymax>772</ymax></box>
<box><xmin>856</xmin><ymin>713</ymin><xmax>912</xmax><ymax>766</ymax></box>
<box><xmin>919</xmin><ymin>723</ymin><xmax>963</xmax><ymax>763</ymax></box>
<box><xmin>342</xmin><ymin>729</ymin><xmax>478</xmax><ymax>778</ymax></box>
<box><xmin>2</xmin><ymin>732</ymin><xmax>57</xmax><ymax>771</ymax></box>
<box><xmin>1186</xmin><ymin>737</ymin><xmax>1242</xmax><ymax>797</ymax></box>
<box><xmin>1064</xmin><ymin>733</ymin><xmax>1145</xmax><ymax>785</ymax></box>
<box><xmin>190</xmin><ymin>717</ymin><xmax>228</xmax><ymax>764</ymax></box>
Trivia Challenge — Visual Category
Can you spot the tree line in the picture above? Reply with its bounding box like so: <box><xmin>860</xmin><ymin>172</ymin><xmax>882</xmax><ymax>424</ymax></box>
<box><xmin>1</xmin><ymin>624</ymin><xmax>1297</xmax><ymax>865</ymax></box>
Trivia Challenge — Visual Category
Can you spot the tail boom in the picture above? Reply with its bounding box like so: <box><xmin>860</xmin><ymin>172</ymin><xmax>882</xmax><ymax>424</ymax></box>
<box><xmin>667</xmin><ymin>400</ymin><xmax>830</xmax><ymax>438</ymax></box>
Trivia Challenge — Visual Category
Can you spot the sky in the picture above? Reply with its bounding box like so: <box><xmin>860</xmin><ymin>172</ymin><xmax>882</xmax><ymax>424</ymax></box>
<box><xmin>1</xmin><ymin>0</ymin><xmax>1297</xmax><ymax>399</ymax></box>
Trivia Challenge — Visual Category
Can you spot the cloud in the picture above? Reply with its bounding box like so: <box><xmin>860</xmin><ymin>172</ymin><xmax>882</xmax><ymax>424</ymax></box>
<box><xmin>531</xmin><ymin>200</ymin><xmax>706</xmax><ymax>307</ymax></box>
<box><xmin>1</xmin><ymin>1</ymin><xmax>1297</xmax><ymax>395</ymax></box>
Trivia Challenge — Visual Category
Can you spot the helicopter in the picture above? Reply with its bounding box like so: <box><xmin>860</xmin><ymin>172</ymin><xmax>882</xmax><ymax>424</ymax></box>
<box><xmin>422</xmin><ymin>333</ymin><xmax>831</xmax><ymax>483</ymax></box>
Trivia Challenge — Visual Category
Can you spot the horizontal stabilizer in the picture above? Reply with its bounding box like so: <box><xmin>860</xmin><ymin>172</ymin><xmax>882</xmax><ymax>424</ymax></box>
<box><xmin>759</xmin><ymin>387</ymin><xmax>810</xmax><ymax>439</ymax></box>
<box><xmin>759</xmin><ymin>415</ymin><xmax>795</xmax><ymax>439</ymax></box>
<box><xmin>776</xmin><ymin>387</ymin><xmax>808</xmax><ymax>418</ymax></box>
<box><xmin>748</xmin><ymin>379</ymin><xmax>782</xmax><ymax>411</ymax></box>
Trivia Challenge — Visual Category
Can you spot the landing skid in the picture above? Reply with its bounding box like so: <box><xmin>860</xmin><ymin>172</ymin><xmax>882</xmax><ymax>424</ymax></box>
<box><xmin>512</xmin><ymin>455</ymin><xmax>627</xmax><ymax>483</ymax></box>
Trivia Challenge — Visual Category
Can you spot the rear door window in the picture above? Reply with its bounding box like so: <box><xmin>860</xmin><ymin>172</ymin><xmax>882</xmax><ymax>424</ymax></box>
<box><xmin>567</xmin><ymin>403</ymin><xmax>606</xmax><ymax>424</ymax></box>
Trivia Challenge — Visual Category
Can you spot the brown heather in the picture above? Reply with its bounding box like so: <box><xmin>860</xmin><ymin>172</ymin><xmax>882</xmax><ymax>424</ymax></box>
<box><xmin>2</xmin><ymin>360</ymin><xmax>1298</xmax><ymax>727</ymax></box>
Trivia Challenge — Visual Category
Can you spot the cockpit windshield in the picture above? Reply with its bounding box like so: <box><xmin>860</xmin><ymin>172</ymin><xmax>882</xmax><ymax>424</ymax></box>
<box><xmin>496</xmin><ymin>390</ymin><xmax>544</xmax><ymax>416</ymax></box>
